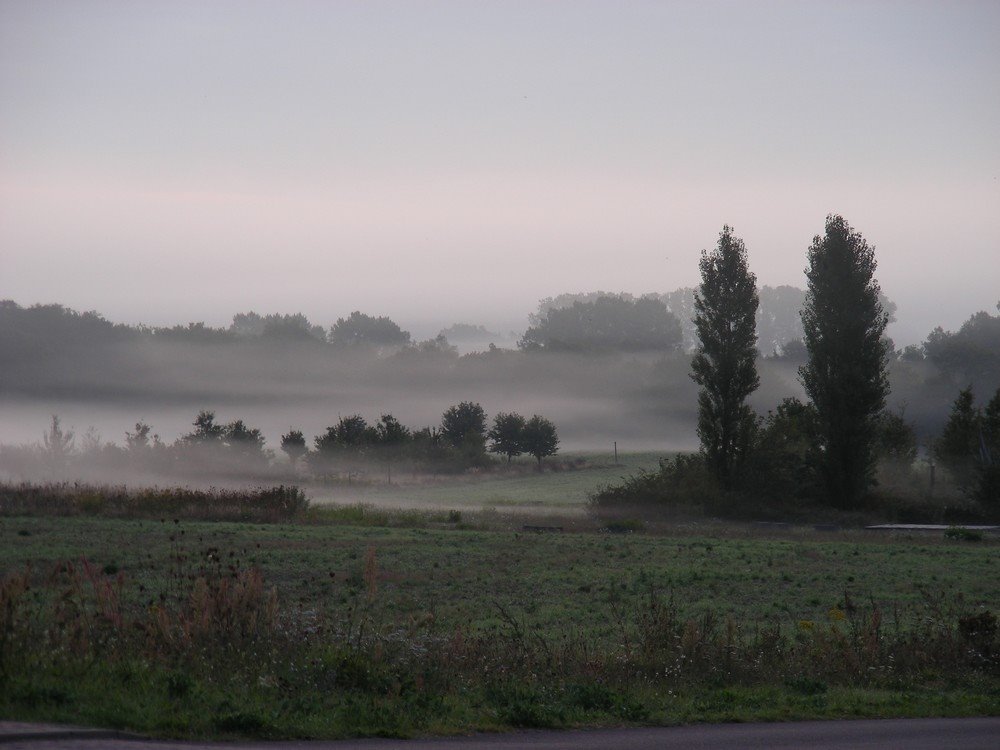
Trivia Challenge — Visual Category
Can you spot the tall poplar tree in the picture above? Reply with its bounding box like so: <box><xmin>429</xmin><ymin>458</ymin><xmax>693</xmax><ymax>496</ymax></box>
<box><xmin>691</xmin><ymin>225</ymin><xmax>760</xmax><ymax>490</ymax></box>
<box><xmin>800</xmin><ymin>214</ymin><xmax>889</xmax><ymax>509</ymax></box>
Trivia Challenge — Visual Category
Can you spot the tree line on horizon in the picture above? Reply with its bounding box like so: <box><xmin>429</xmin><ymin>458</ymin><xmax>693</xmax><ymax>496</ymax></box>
<box><xmin>0</xmin><ymin>284</ymin><xmax>894</xmax><ymax>358</ymax></box>
<box><xmin>0</xmin><ymin>403</ymin><xmax>561</xmax><ymax>484</ymax></box>
<box><xmin>1</xmin><ymin>279</ymin><xmax>994</xmax><ymax>369</ymax></box>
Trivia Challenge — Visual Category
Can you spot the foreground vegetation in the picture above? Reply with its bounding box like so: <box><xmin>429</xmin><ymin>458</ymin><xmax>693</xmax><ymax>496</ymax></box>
<box><xmin>1</xmin><ymin>487</ymin><xmax>997</xmax><ymax>739</ymax></box>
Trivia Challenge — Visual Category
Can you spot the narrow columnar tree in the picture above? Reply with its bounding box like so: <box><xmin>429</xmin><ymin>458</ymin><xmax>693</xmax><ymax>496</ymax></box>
<box><xmin>800</xmin><ymin>215</ymin><xmax>889</xmax><ymax>509</ymax></box>
<box><xmin>691</xmin><ymin>225</ymin><xmax>760</xmax><ymax>490</ymax></box>
<box><xmin>935</xmin><ymin>387</ymin><xmax>980</xmax><ymax>479</ymax></box>
<box><xmin>42</xmin><ymin>414</ymin><xmax>75</xmax><ymax>472</ymax></box>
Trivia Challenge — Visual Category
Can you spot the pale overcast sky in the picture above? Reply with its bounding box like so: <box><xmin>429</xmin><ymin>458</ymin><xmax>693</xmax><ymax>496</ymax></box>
<box><xmin>1</xmin><ymin>0</ymin><xmax>998</xmax><ymax>343</ymax></box>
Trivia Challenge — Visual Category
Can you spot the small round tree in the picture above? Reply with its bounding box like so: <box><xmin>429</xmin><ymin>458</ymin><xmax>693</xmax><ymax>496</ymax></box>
<box><xmin>488</xmin><ymin>412</ymin><xmax>526</xmax><ymax>463</ymax></box>
<box><xmin>281</xmin><ymin>429</ymin><xmax>308</xmax><ymax>467</ymax></box>
<box><xmin>440</xmin><ymin>402</ymin><xmax>487</xmax><ymax>448</ymax></box>
<box><xmin>328</xmin><ymin>311</ymin><xmax>410</xmax><ymax>348</ymax></box>
<box><xmin>521</xmin><ymin>415</ymin><xmax>559</xmax><ymax>468</ymax></box>
<box><xmin>223</xmin><ymin>419</ymin><xmax>266</xmax><ymax>462</ymax></box>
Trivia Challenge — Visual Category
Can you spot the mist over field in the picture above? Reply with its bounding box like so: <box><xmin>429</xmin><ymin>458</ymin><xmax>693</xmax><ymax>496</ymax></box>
<box><xmin>2</xmin><ymin>278</ymin><xmax>998</xmax><ymax>448</ymax></box>
<box><xmin>1</xmin><ymin>292</ymin><xmax>996</xmax><ymax>491</ymax></box>
<box><xmin>0</xmin><ymin>340</ymin><xmax>701</xmax><ymax>454</ymax></box>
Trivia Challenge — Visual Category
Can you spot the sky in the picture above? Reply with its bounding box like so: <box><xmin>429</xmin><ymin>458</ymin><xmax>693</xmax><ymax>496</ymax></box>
<box><xmin>1</xmin><ymin>0</ymin><xmax>998</xmax><ymax>344</ymax></box>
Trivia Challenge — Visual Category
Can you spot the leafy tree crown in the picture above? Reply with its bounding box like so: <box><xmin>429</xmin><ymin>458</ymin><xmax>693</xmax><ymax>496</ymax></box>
<box><xmin>329</xmin><ymin>311</ymin><xmax>411</xmax><ymax>347</ymax></box>
<box><xmin>440</xmin><ymin>402</ymin><xmax>487</xmax><ymax>448</ymax></box>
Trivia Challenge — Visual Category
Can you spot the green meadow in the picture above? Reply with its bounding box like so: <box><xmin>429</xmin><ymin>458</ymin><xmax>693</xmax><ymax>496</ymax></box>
<box><xmin>3</xmin><ymin>514</ymin><xmax>998</xmax><ymax>635</ymax></box>
<box><xmin>308</xmin><ymin>451</ymin><xmax>665</xmax><ymax>511</ymax></box>
<box><xmin>2</xmin><ymin>494</ymin><xmax>999</xmax><ymax>739</ymax></box>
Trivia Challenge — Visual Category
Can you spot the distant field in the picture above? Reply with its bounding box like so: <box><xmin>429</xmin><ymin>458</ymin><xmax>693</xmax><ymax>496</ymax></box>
<box><xmin>3</xmin><ymin>514</ymin><xmax>996</xmax><ymax>639</ymax></box>
<box><xmin>308</xmin><ymin>451</ymin><xmax>667</xmax><ymax>512</ymax></box>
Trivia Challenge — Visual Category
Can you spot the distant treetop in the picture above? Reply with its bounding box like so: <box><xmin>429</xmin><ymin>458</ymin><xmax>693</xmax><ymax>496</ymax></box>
<box><xmin>328</xmin><ymin>311</ymin><xmax>411</xmax><ymax>348</ymax></box>
<box><xmin>0</xmin><ymin>300</ymin><xmax>134</xmax><ymax>359</ymax></box>
<box><xmin>528</xmin><ymin>286</ymin><xmax>895</xmax><ymax>356</ymax></box>
<box><xmin>923</xmin><ymin>306</ymin><xmax>1000</xmax><ymax>385</ymax></box>
<box><xmin>519</xmin><ymin>294</ymin><xmax>682</xmax><ymax>353</ymax></box>
<box><xmin>437</xmin><ymin>323</ymin><xmax>497</xmax><ymax>342</ymax></box>
<box><xmin>230</xmin><ymin>311</ymin><xmax>326</xmax><ymax>342</ymax></box>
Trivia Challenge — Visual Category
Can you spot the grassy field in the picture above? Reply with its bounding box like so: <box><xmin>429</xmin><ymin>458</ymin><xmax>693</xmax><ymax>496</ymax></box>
<box><xmin>307</xmin><ymin>452</ymin><xmax>665</xmax><ymax>512</ymax></box>
<box><xmin>0</xmin><ymin>468</ymin><xmax>1000</xmax><ymax>738</ymax></box>
<box><xmin>2</xmin><ymin>514</ymin><xmax>998</xmax><ymax>638</ymax></box>
<box><xmin>1</xmin><ymin>473</ymin><xmax>998</xmax><ymax>739</ymax></box>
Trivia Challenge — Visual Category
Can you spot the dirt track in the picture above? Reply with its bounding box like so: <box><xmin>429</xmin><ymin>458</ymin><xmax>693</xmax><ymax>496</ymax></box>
<box><xmin>3</xmin><ymin>717</ymin><xmax>1000</xmax><ymax>749</ymax></box>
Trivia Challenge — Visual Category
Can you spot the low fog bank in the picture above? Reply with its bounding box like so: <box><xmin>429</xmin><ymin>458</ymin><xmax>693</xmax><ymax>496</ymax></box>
<box><xmin>3</xmin><ymin>300</ymin><xmax>998</xmax><ymax>488</ymax></box>
<box><xmin>1</xmin><ymin>342</ymin><xmax>990</xmax><ymax>455</ymax></box>
<box><xmin>0</xmin><ymin>348</ymin><xmax>811</xmax><ymax>454</ymax></box>
<box><xmin>0</xmin><ymin>348</ymin><xmax>696</xmax><ymax>487</ymax></box>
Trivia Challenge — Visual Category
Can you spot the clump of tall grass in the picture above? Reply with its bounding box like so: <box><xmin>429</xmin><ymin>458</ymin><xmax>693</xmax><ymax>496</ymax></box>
<box><xmin>604</xmin><ymin>588</ymin><xmax>999</xmax><ymax>688</ymax></box>
<box><xmin>0</xmin><ymin>482</ymin><xmax>308</xmax><ymax>522</ymax></box>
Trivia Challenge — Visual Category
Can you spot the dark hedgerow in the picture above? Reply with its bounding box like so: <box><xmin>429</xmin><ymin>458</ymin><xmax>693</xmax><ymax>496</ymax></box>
<box><xmin>0</xmin><ymin>483</ymin><xmax>308</xmax><ymax>523</ymax></box>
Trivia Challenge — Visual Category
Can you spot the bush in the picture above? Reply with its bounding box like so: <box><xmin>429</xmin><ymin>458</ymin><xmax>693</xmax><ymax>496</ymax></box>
<box><xmin>590</xmin><ymin>454</ymin><xmax>722</xmax><ymax>514</ymax></box>
<box><xmin>945</xmin><ymin>526</ymin><xmax>984</xmax><ymax>542</ymax></box>
<box><xmin>739</xmin><ymin>399</ymin><xmax>819</xmax><ymax>506</ymax></box>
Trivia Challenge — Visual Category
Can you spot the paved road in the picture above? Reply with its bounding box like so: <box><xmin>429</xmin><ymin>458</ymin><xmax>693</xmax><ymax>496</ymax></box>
<box><xmin>2</xmin><ymin>718</ymin><xmax>999</xmax><ymax>749</ymax></box>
